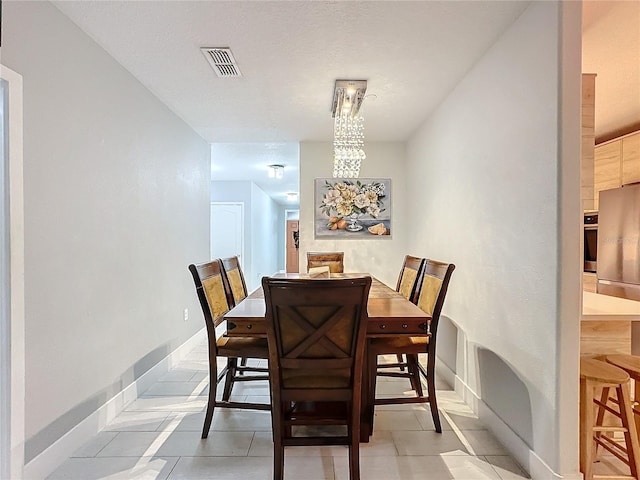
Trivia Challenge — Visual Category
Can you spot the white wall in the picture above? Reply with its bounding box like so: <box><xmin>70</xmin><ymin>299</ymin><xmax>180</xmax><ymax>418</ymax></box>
<box><xmin>250</xmin><ymin>183</ymin><xmax>280</xmax><ymax>289</ymax></box>
<box><xmin>3</xmin><ymin>0</ymin><xmax>210</xmax><ymax>467</ymax></box>
<box><xmin>211</xmin><ymin>180</ymin><xmax>280</xmax><ymax>291</ymax></box>
<box><xmin>404</xmin><ymin>2</ymin><xmax>581</xmax><ymax>477</ymax></box>
<box><xmin>299</xmin><ymin>142</ymin><xmax>407</xmax><ymax>287</ymax></box>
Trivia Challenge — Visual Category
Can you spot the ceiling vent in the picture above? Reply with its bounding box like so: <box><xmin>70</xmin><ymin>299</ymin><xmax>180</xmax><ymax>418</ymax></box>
<box><xmin>201</xmin><ymin>47</ymin><xmax>242</xmax><ymax>78</ymax></box>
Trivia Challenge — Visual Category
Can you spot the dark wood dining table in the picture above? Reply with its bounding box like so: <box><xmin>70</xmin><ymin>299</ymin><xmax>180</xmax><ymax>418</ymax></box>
<box><xmin>223</xmin><ymin>272</ymin><xmax>431</xmax><ymax>442</ymax></box>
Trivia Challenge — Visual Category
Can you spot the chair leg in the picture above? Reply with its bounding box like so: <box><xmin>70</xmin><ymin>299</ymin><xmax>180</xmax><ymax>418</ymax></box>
<box><xmin>222</xmin><ymin>357</ymin><xmax>238</xmax><ymax>402</ymax></box>
<box><xmin>594</xmin><ymin>386</ymin><xmax>610</xmax><ymax>459</ymax></box>
<box><xmin>406</xmin><ymin>354</ymin><xmax>423</xmax><ymax>396</ymax></box>
<box><xmin>273</xmin><ymin>438</ymin><xmax>284</xmax><ymax>480</ymax></box>
<box><xmin>424</xmin><ymin>355</ymin><xmax>441</xmax><ymax>433</ymax></box>
<box><xmin>272</xmin><ymin>401</ymin><xmax>285</xmax><ymax>480</ymax></box>
<box><xmin>367</xmin><ymin>348</ymin><xmax>378</xmax><ymax>435</ymax></box>
<box><xmin>202</xmin><ymin>355</ymin><xmax>218</xmax><ymax>439</ymax></box>
<box><xmin>239</xmin><ymin>357</ymin><xmax>247</xmax><ymax>375</ymax></box>
<box><xmin>580</xmin><ymin>378</ymin><xmax>595</xmax><ymax>480</ymax></box>
<box><xmin>396</xmin><ymin>354</ymin><xmax>405</xmax><ymax>371</ymax></box>
<box><xmin>618</xmin><ymin>382</ymin><xmax>640</xmax><ymax>478</ymax></box>
<box><xmin>349</xmin><ymin>404</ymin><xmax>361</xmax><ymax>480</ymax></box>
<box><xmin>348</xmin><ymin>440</ymin><xmax>360</xmax><ymax>480</ymax></box>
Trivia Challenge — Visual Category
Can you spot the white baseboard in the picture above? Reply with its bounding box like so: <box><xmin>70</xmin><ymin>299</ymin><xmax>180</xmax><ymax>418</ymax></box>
<box><xmin>436</xmin><ymin>361</ymin><xmax>580</xmax><ymax>480</ymax></box>
<box><xmin>23</xmin><ymin>328</ymin><xmax>206</xmax><ymax>480</ymax></box>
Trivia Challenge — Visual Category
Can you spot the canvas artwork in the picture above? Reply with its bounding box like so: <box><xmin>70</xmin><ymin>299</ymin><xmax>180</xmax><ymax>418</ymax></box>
<box><xmin>314</xmin><ymin>178</ymin><xmax>391</xmax><ymax>238</ymax></box>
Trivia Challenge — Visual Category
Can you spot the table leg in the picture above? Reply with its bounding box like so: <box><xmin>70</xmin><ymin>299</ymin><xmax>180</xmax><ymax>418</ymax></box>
<box><xmin>360</xmin><ymin>339</ymin><xmax>375</xmax><ymax>442</ymax></box>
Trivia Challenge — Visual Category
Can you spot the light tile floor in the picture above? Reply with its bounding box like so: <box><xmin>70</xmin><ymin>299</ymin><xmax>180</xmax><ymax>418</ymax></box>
<box><xmin>48</xmin><ymin>342</ymin><xmax>531</xmax><ymax>480</ymax></box>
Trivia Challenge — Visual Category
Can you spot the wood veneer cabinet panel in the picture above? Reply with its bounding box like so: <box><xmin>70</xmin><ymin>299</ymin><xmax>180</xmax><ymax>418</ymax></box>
<box><xmin>594</xmin><ymin>140</ymin><xmax>622</xmax><ymax>209</ymax></box>
<box><xmin>583</xmin><ymin>273</ymin><xmax>596</xmax><ymax>293</ymax></box>
<box><xmin>580</xmin><ymin>320</ymin><xmax>631</xmax><ymax>356</ymax></box>
<box><xmin>581</xmin><ymin>74</ymin><xmax>596</xmax><ymax>210</ymax></box>
<box><xmin>622</xmin><ymin>132</ymin><xmax>640</xmax><ymax>185</ymax></box>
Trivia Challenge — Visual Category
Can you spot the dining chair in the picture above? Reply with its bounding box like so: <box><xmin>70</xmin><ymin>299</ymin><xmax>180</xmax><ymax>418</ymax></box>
<box><xmin>395</xmin><ymin>255</ymin><xmax>426</xmax><ymax>300</ymax></box>
<box><xmin>219</xmin><ymin>256</ymin><xmax>249</xmax><ymax>305</ymax></box>
<box><xmin>306</xmin><ymin>251</ymin><xmax>344</xmax><ymax>273</ymax></box>
<box><xmin>385</xmin><ymin>255</ymin><xmax>426</xmax><ymax>371</ymax></box>
<box><xmin>219</xmin><ymin>256</ymin><xmax>252</xmax><ymax>371</ymax></box>
<box><xmin>188</xmin><ymin>260</ymin><xmax>270</xmax><ymax>439</ymax></box>
<box><xmin>369</xmin><ymin>259</ymin><xmax>455</xmax><ymax>433</ymax></box>
<box><xmin>262</xmin><ymin>276</ymin><xmax>372</xmax><ymax>480</ymax></box>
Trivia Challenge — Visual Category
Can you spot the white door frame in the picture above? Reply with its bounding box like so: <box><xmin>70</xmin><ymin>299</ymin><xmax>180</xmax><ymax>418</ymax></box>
<box><xmin>0</xmin><ymin>64</ymin><xmax>25</xmax><ymax>480</ymax></box>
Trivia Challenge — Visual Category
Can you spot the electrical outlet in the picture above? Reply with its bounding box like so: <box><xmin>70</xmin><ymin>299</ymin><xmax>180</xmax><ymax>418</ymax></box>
<box><xmin>183</xmin><ymin>308</ymin><xmax>189</xmax><ymax>322</ymax></box>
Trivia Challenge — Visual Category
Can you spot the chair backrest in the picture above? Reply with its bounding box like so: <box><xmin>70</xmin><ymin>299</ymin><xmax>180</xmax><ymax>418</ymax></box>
<box><xmin>395</xmin><ymin>255</ymin><xmax>425</xmax><ymax>301</ymax></box>
<box><xmin>262</xmin><ymin>276</ymin><xmax>371</xmax><ymax>401</ymax></box>
<box><xmin>306</xmin><ymin>251</ymin><xmax>344</xmax><ymax>273</ymax></box>
<box><xmin>413</xmin><ymin>260</ymin><xmax>455</xmax><ymax>342</ymax></box>
<box><xmin>188</xmin><ymin>260</ymin><xmax>233</xmax><ymax>352</ymax></box>
<box><xmin>220</xmin><ymin>256</ymin><xmax>248</xmax><ymax>306</ymax></box>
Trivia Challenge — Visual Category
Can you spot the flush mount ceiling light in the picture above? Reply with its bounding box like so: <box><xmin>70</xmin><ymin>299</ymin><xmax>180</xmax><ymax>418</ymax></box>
<box><xmin>286</xmin><ymin>192</ymin><xmax>298</xmax><ymax>202</ymax></box>
<box><xmin>331</xmin><ymin>80</ymin><xmax>367</xmax><ymax>178</ymax></box>
<box><xmin>268</xmin><ymin>164</ymin><xmax>284</xmax><ymax>179</ymax></box>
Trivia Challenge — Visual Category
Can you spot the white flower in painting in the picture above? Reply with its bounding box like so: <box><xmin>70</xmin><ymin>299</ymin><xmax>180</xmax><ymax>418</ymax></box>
<box><xmin>367</xmin><ymin>205</ymin><xmax>380</xmax><ymax>218</ymax></box>
<box><xmin>354</xmin><ymin>193</ymin><xmax>370</xmax><ymax>209</ymax></box>
<box><xmin>334</xmin><ymin>183</ymin><xmax>349</xmax><ymax>192</ymax></box>
<box><xmin>336</xmin><ymin>200</ymin><xmax>353</xmax><ymax>216</ymax></box>
<box><xmin>340</xmin><ymin>189</ymin><xmax>356</xmax><ymax>202</ymax></box>
<box><xmin>323</xmin><ymin>189</ymin><xmax>342</xmax><ymax>206</ymax></box>
<box><xmin>365</xmin><ymin>191</ymin><xmax>378</xmax><ymax>203</ymax></box>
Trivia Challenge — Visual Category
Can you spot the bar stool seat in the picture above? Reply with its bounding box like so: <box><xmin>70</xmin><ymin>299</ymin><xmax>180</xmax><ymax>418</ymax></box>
<box><xmin>580</xmin><ymin>357</ymin><xmax>640</xmax><ymax>480</ymax></box>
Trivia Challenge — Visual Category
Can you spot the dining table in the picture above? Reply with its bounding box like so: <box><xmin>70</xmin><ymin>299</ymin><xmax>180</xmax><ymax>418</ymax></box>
<box><xmin>223</xmin><ymin>272</ymin><xmax>431</xmax><ymax>442</ymax></box>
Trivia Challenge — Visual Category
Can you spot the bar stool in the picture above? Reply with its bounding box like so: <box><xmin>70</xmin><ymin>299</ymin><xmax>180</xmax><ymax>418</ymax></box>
<box><xmin>580</xmin><ymin>357</ymin><xmax>640</xmax><ymax>480</ymax></box>
<box><xmin>607</xmin><ymin>355</ymin><xmax>640</xmax><ymax>438</ymax></box>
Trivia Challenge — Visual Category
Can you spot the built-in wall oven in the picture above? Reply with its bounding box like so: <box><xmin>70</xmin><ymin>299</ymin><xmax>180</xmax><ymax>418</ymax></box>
<box><xmin>584</xmin><ymin>212</ymin><xmax>598</xmax><ymax>272</ymax></box>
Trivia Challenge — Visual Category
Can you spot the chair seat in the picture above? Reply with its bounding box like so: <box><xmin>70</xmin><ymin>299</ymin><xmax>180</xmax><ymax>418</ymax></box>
<box><xmin>217</xmin><ymin>336</ymin><xmax>269</xmax><ymax>358</ymax></box>
<box><xmin>370</xmin><ymin>336</ymin><xmax>429</xmax><ymax>354</ymax></box>
<box><xmin>282</xmin><ymin>368</ymin><xmax>351</xmax><ymax>389</ymax></box>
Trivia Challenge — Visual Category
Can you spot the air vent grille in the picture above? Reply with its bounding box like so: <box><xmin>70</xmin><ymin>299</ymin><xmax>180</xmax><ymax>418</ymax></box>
<box><xmin>201</xmin><ymin>47</ymin><xmax>242</xmax><ymax>78</ymax></box>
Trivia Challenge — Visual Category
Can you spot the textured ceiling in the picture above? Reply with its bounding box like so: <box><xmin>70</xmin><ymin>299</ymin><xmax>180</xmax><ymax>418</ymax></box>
<box><xmin>53</xmin><ymin>0</ymin><xmax>530</xmax><ymax>144</ymax></box>
<box><xmin>52</xmin><ymin>1</ymin><xmax>639</xmax><ymax>205</ymax></box>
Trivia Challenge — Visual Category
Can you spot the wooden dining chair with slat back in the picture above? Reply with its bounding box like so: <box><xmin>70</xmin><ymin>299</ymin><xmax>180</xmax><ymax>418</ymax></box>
<box><xmin>188</xmin><ymin>260</ymin><xmax>270</xmax><ymax>439</ymax></box>
<box><xmin>306</xmin><ymin>251</ymin><xmax>344</xmax><ymax>273</ymax></box>
<box><xmin>384</xmin><ymin>256</ymin><xmax>426</xmax><ymax>372</ymax></box>
<box><xmin>220</xmin><ymin>256</ymin><xmax>249</xmax><ymax>305</ymax></box>
<box><xmin>369</xmin><ymin>259</ymin><xmax>455</xmax><ymax>433</ymax></box>
<box><xmin>219</xmin><ymin>256</ymin><xmax>252</xmax><ymax>370</ymax></box>
<box><xmin>262</xmin><ymin>276</ymin><xmax>372</xmax><ymax>480</ymax></box>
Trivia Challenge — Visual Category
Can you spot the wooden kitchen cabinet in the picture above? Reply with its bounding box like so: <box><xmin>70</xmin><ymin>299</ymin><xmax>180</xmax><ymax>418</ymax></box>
<box><xmin>583</xmin><ymin>272</ymin><xmax>597</xmax><ymax>293</ymax></box>
<box><xmin>622</xmin><ymin>132</ymin><xmax>640</xmax><ymax>185</ymax></box>
<box><xmin>594</xmin><ymin>139</ymin><xmax>622</xmax><ymax>209</ymax></box>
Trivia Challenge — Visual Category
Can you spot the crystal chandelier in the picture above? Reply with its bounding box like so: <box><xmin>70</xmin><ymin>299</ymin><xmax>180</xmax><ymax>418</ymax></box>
<box><xmin>331</xmin><ymin>80</ymin><xmax>367</xmax><ymax>178</ymax></box>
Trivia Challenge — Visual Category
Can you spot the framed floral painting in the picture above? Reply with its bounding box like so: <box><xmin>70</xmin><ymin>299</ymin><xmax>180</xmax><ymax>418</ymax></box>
<box><xmin>314</xmin><ymin>178</ymin><xmax>391</xmax><ymax>238</ymax></box>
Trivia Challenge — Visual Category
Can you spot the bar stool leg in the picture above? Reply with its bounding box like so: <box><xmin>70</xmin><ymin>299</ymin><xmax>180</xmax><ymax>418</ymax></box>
<box><xmin>581</xmin><ymin>377</ymin><xmax>595</xmax><ymax>480</ymax></box>
<box><xmin>594</xmin><ymin>386</ymin><xmax>611</xmax><ymax>460</ymax></box>
<box><xmin>619</xmin><ymin>382</ymin><xmax>640</xmax><ymax>478</ymax></box>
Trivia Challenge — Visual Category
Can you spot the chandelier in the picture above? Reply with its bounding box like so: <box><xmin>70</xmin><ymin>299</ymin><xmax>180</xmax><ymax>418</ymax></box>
<box><xmin>331</xmin><ymin>80</ymin><xmax>367</xmax><ymax>178</ymax></box>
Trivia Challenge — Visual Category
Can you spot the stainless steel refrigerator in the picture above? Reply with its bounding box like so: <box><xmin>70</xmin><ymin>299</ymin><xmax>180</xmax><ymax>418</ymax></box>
<box><xmin>597</xmin><ymin>183</ymin><xmax>640</xmax><ymax>300</ymax></box>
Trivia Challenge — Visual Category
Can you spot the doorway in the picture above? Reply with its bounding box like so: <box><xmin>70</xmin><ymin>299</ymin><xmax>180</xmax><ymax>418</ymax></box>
<box><xmin>286</xmin><ymin>219</ymin><xmax>299</xmax><ymax>273</ymax></box>
<box><xmin>210</xmin><ymin>202</ymin><xmax>245</xmax><ymax>264</ymax></box>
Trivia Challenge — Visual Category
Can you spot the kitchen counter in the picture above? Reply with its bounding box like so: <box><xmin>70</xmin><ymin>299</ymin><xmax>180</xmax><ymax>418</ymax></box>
<box><xmin>581</xmin><ymin>292</ymin><xmax>640</xmax><ymax>355</ymax></box>
<box><xmin>583</xmin><ymin>291</ymin><xmax>640</xmax><ymax>321</ymax></box>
